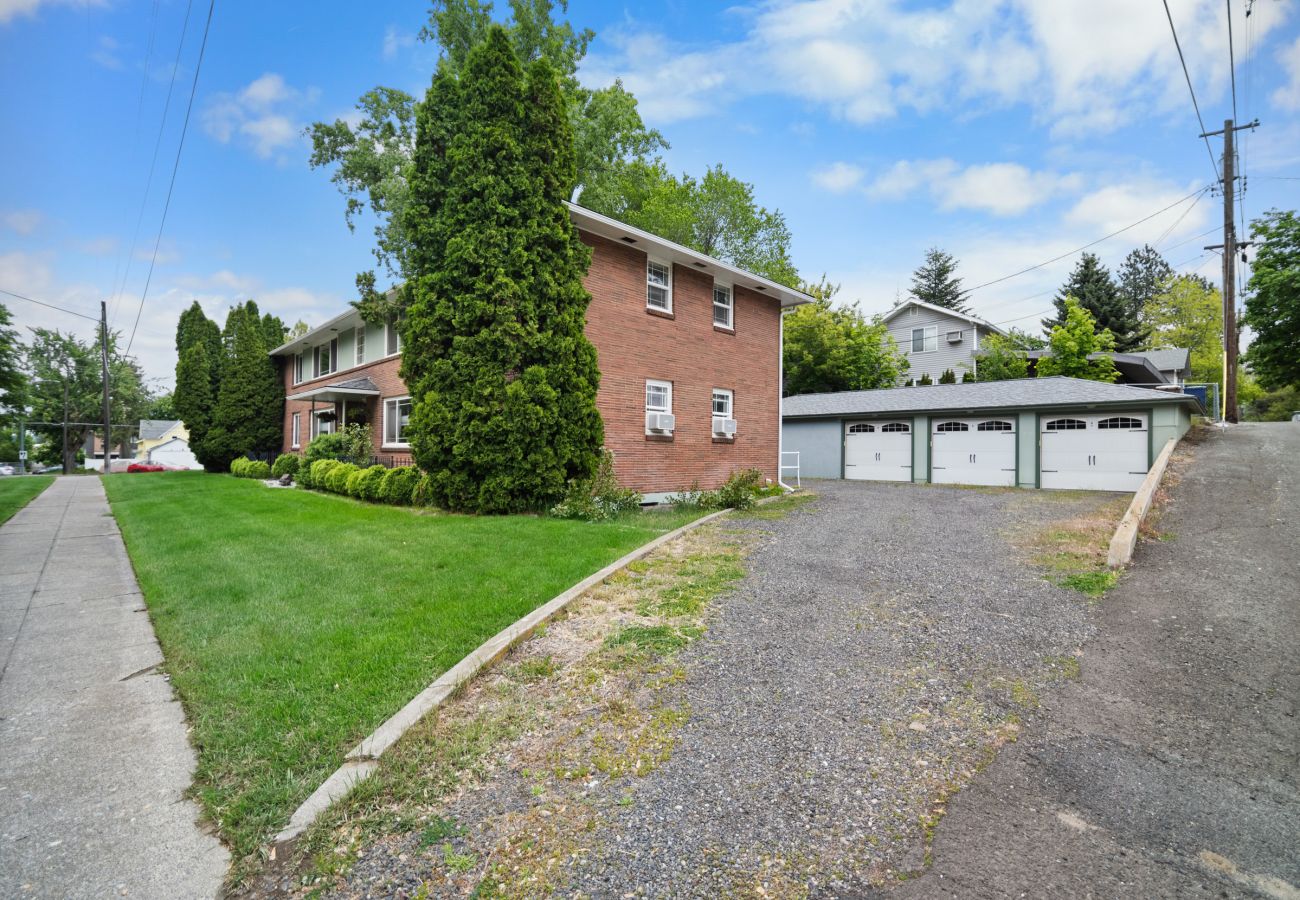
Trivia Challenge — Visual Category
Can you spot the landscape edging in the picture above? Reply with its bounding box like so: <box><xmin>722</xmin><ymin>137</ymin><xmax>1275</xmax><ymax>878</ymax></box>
<box><xmin>271</xmin><ymin>505</ymin><xmax>734</xmax><ymax>845</ymax></box>
<box><xmin>1107</xmin><ymin>437</ymin><xmax>1178</xmax><ymax>569</ymax></box>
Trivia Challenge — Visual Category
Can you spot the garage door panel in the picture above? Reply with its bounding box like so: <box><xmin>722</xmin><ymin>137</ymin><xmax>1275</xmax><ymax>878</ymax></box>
<box><xmin>931</xmin><ymin>418</ymin><xmax>1016</xmax><ymax>487</ymax></box>
<box><xmin>1040</xmin><ymin>414</ymin><xmax>1149</xmax><ymax>492</ymax></box>
<box><xmin>845</xmin><ymin>421</ymin><xmax>912</xmax><ymax>482</ymax></box>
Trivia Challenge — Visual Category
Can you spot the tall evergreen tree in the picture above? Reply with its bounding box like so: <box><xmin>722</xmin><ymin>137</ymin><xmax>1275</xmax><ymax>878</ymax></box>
<box><xmin>173</xmin><ymin>301</ymin><xmax>222</xmax><ymax>468</ymax></box>
<box><xmin>204</xmin><ymin>301</ymin><xmax>284</xmax><ymax>470</ymax></box>
<box><xmin>402</xmin><ymin>26</ymin><xmax>603</xmax><ymax>513</ymax></box>
<box><xmin>908</xmin><ymin>247</ymin><xmax>970</xmax><ymax>313</ymax></box>
<box><xmin>1044</xmin><ymin>253</ymin><xmax>1142</xmax><ymax>352</ymax></box>
<box><xmin>1118</xmin><ymin>244</ymin><xmax>1170</xmax><ymax>347</ymax></box>
<box><xmin>0</xmin><ymin>302</ymin><xmax>25</xmax><ymax>422</ymax></box>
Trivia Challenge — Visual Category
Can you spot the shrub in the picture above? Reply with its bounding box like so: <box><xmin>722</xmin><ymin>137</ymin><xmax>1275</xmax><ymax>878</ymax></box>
<box><xmin>412</xmin><ymin>472</ymin><xmax>436</xmax><ymax>507</ymax></box>
<box><xmin>341</xmin><ymin>423</ymin><xmax>374</xmax><ymax>465</ymax></box>
<box><xmin>246</xmin><ymin>460</ymin><xmax>271</xmax><ymax>480</ymax></box>
<box><xmin>715</xmin><ymin>468</ymin><xmax>763</xmax><ymax>510</ymax></box>
<box><xmin>230</xmin><ymin>458</ymin><xmax>247</xmax><ymax>477</ymax></box>
<box><xmin>271</xmin><ymin>453</ymin><xmax>300</xmax><ymax>478</ymax></box>
<box><xmin>356</xmin><ymin>465</ymin><xmax>388</xmax><ymax>502</ymax></box>
<box><xmin>345</xmin><ymin>468</ymin><xmax>368</xmax><ymax>497</ymax></box>
<box><xmin>961</xmin><ymin>371</ymin><xmax>976</xmax><ymax>383</ymax></box>
<box><xmin>917</xmin><ymin>373</ymin><xmax>934</xmax><ymax>386</ymax></box>
<box><xmin>904</xmin><ymin>379</ymin><xmax>915</xmax><ymax>387</ymax></box>
<box><xmin>326</xmin><ymin>462</ymin><xmax>360</xmax><ymax>494</ymax></box>
<box><xmin>939</xmin><ymin>369</ymin><xmax>957</xmax><ymax>384</ymax></box>
<box><xmin>379</xmin><ymin>466</ymin><xmax>421</xmax><ymax>505</ymax></box>
<box><xmin>304</xmin><ymin>432</ymin><xmax>349</xmax><ymax>465</ymax></box>
<box><xmin>550</xmin><ymin>450</ymin><xmax>643</xmax><ymax>521</ymax></box>
<box><xmin>306</xmin><ymin>458</ymin><xmax>341</xmax><ymax>491</ymax></box>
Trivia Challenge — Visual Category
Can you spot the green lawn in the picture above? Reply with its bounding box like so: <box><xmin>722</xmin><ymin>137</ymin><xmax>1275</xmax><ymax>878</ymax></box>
<box><xmin>102</xmin><ymin>472</ymin><xmax>701</xmax><ymax>859</ymax></box>
<box><xmin>0</xmin><ymin>475</ymin><xmax>55</xmax><ymax>524</ymax></box>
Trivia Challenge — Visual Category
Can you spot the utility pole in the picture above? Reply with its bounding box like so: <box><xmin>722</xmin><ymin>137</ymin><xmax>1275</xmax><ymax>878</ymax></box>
<box><xmin>100</xmin><ymin>300</ymin><xmax>112</xmax><ymax>475</ymax></box>
<box><xmin>1201</xmin><ymin>117</ymin><xmax>1258</xmax><ymax>424</ymax></box>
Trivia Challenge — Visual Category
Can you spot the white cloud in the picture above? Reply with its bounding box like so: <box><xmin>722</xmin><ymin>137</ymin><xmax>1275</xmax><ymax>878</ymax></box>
<box><xmin>862</xmin><ymin>158</ymin><xmax>1077</xmax><ymax>216</ymax></box>
<box><xmin>811</xmin><ymin>162</ymin><xmax>866</xmax><ymax>193</ymax></box>
<box><xmin>90</xmin><ymin>34</ymin><xmax>121</xmax><ymax>69</ymax></box>
<box><xmin>202</xmin><ymin>73</ymin><xmax>317</xmax><ymax>160</ymax></box>
<box><xmin>1273</xmin><ymin>35</ymin><xmax>1300</xmax><ymax>111</ymax></box>
<box><xmin>382</xmin><ymin>25</ymin><xmax>415</xmax><ymax>61</ymax></box>
<box><xmin>3</xmin><ymin>209</ymin><xmax>44</xmax><ymax>234</ymax></box>
<box><xmin>581</xmin><ymin>0</ymin><xmax>1287</xmax><ymax>134</ymax></box>
<box><xmin>77</xmin><ymin>236</ymin><xmax>118</xmax><ymax>256</ymax></box>
<box><xmin>0</xmin><ymin>0</ymin><xmax>103</xmax><ymax>25</ymax></box>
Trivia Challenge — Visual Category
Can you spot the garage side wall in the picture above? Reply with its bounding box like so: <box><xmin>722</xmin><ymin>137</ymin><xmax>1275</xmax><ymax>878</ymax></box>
<box><xmin>1151</xmin><ymin>404</ymin><xmax>1191</xmax><ymax>450</ymax></box>
<box><xmin>782</xmin><ymin>418</ymin><xmax>843</xmax><ymax>478</ymax></box>
<box><xmin>1017</xmin><ymin>411</ymin><xmax>1037</xmax><ymax>488</ymax></box>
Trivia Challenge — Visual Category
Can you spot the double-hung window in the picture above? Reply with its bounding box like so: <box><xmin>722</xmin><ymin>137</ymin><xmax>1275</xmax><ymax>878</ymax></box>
<box><xmin>645</xmin><ymin>379</ymin><xmax>672</xmax><ymax>434</ymax></box>
<box><xmin>713</xmin><ymin>283</ymin><xmax>733</xmax><ymax>328</ymax></box>
<box><xmin>355</xmin><ymin>327</ymin><xmax>366</xmax><ymax>366</ymax></box>
<box><xmin>291</xmin><ymin>412</ymin><xmax>301</xmax><ymax>448</ymax></box>
<box><xmin>314</xmin><ymin>338</ymin><xmax>338</xmax><ymax>377</ymax></box>
<box><xmin>383</xmin><ymin>396</ymin><xmax>412</xmax><ymax>447</ymax></box>
<box><xmin>646</xmin><ymin>260</ymin><xmax>672</xmax><ymax>312</ymax></box>
<box><xmin>712</xmin><ymin>388</ymin><xmax>732</xmax><ymax>418</ymax></box>
<box><xmin>293</xmin><ymin>353</ymin><xmax>303</xmax><ymax>385</ymax></box>
<box><xmin>385</xmin><ymin>317</ymin><xmax>402</xmax><ymax>356</ymax></box>
<box><xmin>911</xmin><ymin>326</ymin><xmax>938</xmax><ymax>353</ymax></box>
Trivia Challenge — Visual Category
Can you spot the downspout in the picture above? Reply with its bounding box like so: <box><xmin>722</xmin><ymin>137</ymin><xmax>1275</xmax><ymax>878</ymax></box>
<box><xmin>972</xmin><ymin>327</ymin><xmax>979</xmax><ymax>379</ymax></box>
<box><xmin>777</xmin><ymin>308</ymin><xmax>793</xmax><ymax>492</ymax></box>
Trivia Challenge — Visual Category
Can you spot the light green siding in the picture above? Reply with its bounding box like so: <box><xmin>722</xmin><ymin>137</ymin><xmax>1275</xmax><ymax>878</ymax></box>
<box><xmin>365</xmin><ymin>320</ymin><xmax>386</xmax><ymax>363</ymax></box>
<box><xmin>912</xmin><ymin>414</ymin><xmax>929</xmax><ymax>483</ymax></box>
<box><xmin>1151</xmin><ymin>404</ymin><xmax>1191</xmax><ymax>451</ymax></box>
<box><xmin>338</xmin><ymin>328</ymin><xmax>356</xmax><ymax>369</ymax></box>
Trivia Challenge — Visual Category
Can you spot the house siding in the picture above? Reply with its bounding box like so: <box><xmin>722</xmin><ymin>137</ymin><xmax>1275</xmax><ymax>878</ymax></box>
<box><xmin>781</xmin><ymin>418</ymin><xmax>843</xmax><ymax>479</ymax></box>
<box><xmin>885</xmin><ymin>305</ymin><xmax>991</xmax><ymax>383</ymax></box>
<box><xmin>278</xmin><ymin>231</ymin><xmax>783</xmax><ymax>494</ymax></box>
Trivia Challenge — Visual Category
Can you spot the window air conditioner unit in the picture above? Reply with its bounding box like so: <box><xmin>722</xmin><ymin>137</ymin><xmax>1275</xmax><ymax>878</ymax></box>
<box><xmin>946</xmin><ymin>330</ymin><xmax>964</xmax><ymax>344</ymax></box>
<box><xmin>646</xmin><ymin>412</ymin><xmax>675</xmax><ymax>433</ymax></box>
<box><xmin>712</xmin><ymin>417</ymin><xmax>738</xmax><ymax>436</ymax></box>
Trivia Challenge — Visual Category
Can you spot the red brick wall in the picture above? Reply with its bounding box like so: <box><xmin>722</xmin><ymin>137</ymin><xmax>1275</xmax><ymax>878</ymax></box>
<box><xmin>279</xmin><ymin>231</ymin><xmax>783</xmax><ymax>493</ymax></box>
<box><xmin>281</xmin><ymin>353</ymin><xmax>410</xmax><ymax>464</ymax></box>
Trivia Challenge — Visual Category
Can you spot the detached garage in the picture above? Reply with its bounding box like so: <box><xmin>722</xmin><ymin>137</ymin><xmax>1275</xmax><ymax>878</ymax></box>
<box><xmin>783</xmin><ymin>377</ymin><xmax>1201</xmax><ymax>493</ymax></box>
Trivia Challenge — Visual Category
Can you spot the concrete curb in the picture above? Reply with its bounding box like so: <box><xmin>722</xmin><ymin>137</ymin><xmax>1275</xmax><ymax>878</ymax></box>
<box><xmin>272</xmin><ymin>506</ymin><xmax>734</xmax><ymax>845</ymax></box>
<box><xmin>1107</xmin><ymin>438</ymin><xmax>1177</xmax><ymax>570</ymax></box>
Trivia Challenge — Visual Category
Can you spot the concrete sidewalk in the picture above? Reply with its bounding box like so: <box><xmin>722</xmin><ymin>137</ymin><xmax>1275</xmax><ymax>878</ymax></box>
<box><xmin>0</xmin><ymin>476</ymin><xmax>228</xmax><ymax>899</ymax></box>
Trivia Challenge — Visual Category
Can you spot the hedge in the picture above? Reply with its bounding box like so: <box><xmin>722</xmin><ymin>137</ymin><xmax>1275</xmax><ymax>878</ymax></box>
<box><xmin>271</xmin><ymin>453</ymin><xmax>300</xmax><ymax>478</ymax></box>
<box><xmin>379</xmin><ymin>466</ymin><xmax>420</xmax><ymax>505</ymax></box>
<box><xmin>230</xmin><ymin>458</ymin><xmax>271</xmax><ymax>479</ymax></box>
<box><xmin>325</xmin><ymin>462</ymin><xmax>360</xmax><ymax>495</ymax></box>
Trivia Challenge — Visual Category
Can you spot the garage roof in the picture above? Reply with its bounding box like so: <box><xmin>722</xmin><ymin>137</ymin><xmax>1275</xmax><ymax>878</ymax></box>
<box><xmin>783</xmin><ymin>377</ymin><xmax>1203</xmax><ymax>419</ymax></box>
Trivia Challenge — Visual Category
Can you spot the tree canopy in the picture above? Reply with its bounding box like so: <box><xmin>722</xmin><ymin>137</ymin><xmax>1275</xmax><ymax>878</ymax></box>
<box><xmin>783</xmin><ymin>278</ymin><xmax>908</xmax><ymax>395</ymax></box>
<box><xmin>1118</xmin><ymin>244</ymin><xmax>1169</xmax><ymax>346</ymax></box>
<box><xmin>0</xmin><ymin>302</ymin><xmax>24</xmax><ymax>423</ymax></box>
<box><xmin>174</xmin><ymin>301</ymin><xmax>223</xmax><ymax>469</ymax></box>
<box><xmin>1242</xmin><ymin>209</ymin><xmax>1300</xmax><ymax>390</ymax></box>
<box><xmin>201</xmin><ymin>301</ymin><xmax>286</xmax><ymax>470</ymax></box>
<box><xmin>973</xmin><ymin>333</ymin><xmax>1029</xmax><ymax>382</ymax></box>
<box><xmin>401</xmin><ymin>26</ymin><xmax>603</xmax><ymax>513</ymax></box>
<box><xmin>1045</xmin><ymin>253</ymin><xmax>1143</xmax><ymax>352</ymax></box>
<box><xmin>1143</xmin><ymin>274</ymin><xmax>1223</xmax><ymax>387</ymax></box>
<box><xmin>907</xmin><ymin>247</ymin><xmax>969</xmax><ymax>313</ymax></box>
<box><xmin>1037</xmin><ymin>297</ymin><xmax>1120</xmax><ymax>382</ymax></box>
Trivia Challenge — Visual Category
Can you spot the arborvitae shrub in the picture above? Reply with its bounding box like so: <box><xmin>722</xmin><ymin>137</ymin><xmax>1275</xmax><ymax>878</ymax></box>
<box><xmin>345</xmin><ymin>468</ymin><xmax>368</xmax><ymax>497</ymax></box>
<box><xmin>308</xmin><ymin>459</ymin><xmax>340</xmax><ymax>491</ymax></box>
<box><xmin>938</xmin><ymin>369</ymin><xmax>957</xmax><ymax>384</ymax></box>
<box><xmin>961</xmin><ymin>371</ymin><xmax>976</xmax><ymax>383</ymax></box>
<box><xmin>918</xmin><ymin>373</ymin><xmax>934</xmax><ymax>386</ymax></box>
<box><xmin>272</xmin><ymin>453</ymin><xmax>300</xmax><ymax>478</ymax></box>
<box><xmin>379</xmin><ymin>466</ymin><xmax>420</xmax><ymax>505</ymax></box>
<box><xmin>326</xmin><ymin>462</ymin><xmax>360</xmax><ymax>494</ymax></box>
<box><xmin>246</xmin><ymin>460</ymin><xmax>271</xmax><ymax>479</ymax></box>
<box><xmin>357</xmin><ymin>465</ymin><xmax>388</xmax><ymax>502</ymax></box>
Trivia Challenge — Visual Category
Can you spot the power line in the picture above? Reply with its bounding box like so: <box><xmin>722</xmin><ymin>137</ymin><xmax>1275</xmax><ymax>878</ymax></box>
<box><xmin>111</xmin><ymin>0</ymin><xmax>194</xmax><ymax>329</ymax></box>
<box><xmin>1152</xmin><ymin>189</ymin><xmax>1206</xmax><ymax>248</ymax></box>
<box><xmin>1226</xmin><ymin>0</ymin><xmax>1238</xmax><ymax>124</ymax></box>
<box><xmin>1162</xmin><ymin>0</ymin><xmax>1223</xmax><ymax>184</ymax></box>
<box><xmin>966</xmin><ymin>186</ymin><xmax>1210</xmax><ymax>295</ymax></box>
<box><xmin>0</xmin><ymin>287</ymin><xmax>100</xmax><ymax>323</ymax></box>
<box><xmin>126</xmin><ymin>0</ymin><xmax>215</xmax><ymax>357</ymax></box>
<box><xmin>1161</xmin><ymin>225</ymin><xmax>1220</xmax><ymax>254</ymax></box>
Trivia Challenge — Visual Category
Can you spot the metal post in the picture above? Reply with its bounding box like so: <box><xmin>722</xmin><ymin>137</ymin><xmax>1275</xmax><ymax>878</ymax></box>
<box><xmin>100</xmin><ymin>301</ymin><xmax>113</xmax><ymax>473</ymax></box>
<box><xmin>16</xmin><ymin>419</ymin><xmax>25</xmax><ymax>475</ymax></box>
<box><xmin>62</xmin><ymin>379</ymin><xmax>70</xmax><ymax>475</ymax></box>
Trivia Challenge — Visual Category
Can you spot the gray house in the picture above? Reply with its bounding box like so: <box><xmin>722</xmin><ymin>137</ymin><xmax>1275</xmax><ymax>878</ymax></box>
<box><xmin>881</xmin><ymin>299</ymin><xmax>1006</xmax><ymax>384</ymax></box>
<box><xmin>782</xmin><ymin>377</ymin><xmax>1202</xmax><ymax>493</ymax></box>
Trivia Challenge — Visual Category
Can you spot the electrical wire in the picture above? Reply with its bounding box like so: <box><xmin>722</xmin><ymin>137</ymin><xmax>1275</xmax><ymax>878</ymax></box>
<box><xmin>0</xmin><ymin>287</ymin><xmax>100</xmax><ymax>323</ymax></box>
<box><xmin>1227</xmin><ymin>0</ymin><xmax>1238</xmax><ymax>124</ymax></box>
<box><xmin>1152</xmin><ymin>189</ymin><xmax>1207</xmax><ymax>248</ymax></box>
<box><xmin>965</xmin><ymin>186</ymin><xmax>1210</xmax><ymax>295</ymax></box>
<box><xmin>126</xmin><ymin>0</ymin><xmax>214</xmax><ymax>357</ymax></box>
<box><xmin>111</xmin><ymin>0</ymin><xmax>194</xmax><ymax>330</ymax></box>
<box><xmin>1161</xmin><ymin>226</ymin><xmax>1220</xmax><ymax>254</ymax></box>
<box><xmin>1162</xmin><ymin>0</ymin><xmax>1223</xmax><ymax>184</ymax></box>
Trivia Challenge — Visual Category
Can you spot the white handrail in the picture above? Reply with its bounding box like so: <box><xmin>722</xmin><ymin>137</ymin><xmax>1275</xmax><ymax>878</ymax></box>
<box><xmin>780</xmin><ymin>450</ymin><xmax>801</xmax><ymax>488</ymax></box>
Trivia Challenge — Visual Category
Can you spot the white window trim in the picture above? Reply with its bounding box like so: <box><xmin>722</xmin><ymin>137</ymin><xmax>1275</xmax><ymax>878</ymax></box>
<box><xmin>712</xmin><ymin>388</ymin><xmax>733</xmax><ymax>417</ymax></box>
<box><xmin>355</xmin><ymin>327</ymin><xmax>366</xmax><ymax>366</ymax></box>
<box><xmin>385</xmin><ymin>319</ymin><xmax>402</xmax><ymax>357</ymax></box>
<box><xmin>291</xmin><ymin>412</ymin><xmax>301</xmax><ymax>449</ymax></box>
<box><xmin>310</xmin><ymin>408</ymin><xmax>336</xmax><ymax>440</ymax></box>
<box><xmin>712</xmin><ymin>282</ymin><xmax>733</xmax><ymax>329</ymax></box>
<box><xmin>645</xmin><ymin>379</ymin><xmax>672</xmax><ymax>412</ymax></box>
<box><xmin>293</xmin><ymin>353</ymin><xmax>303</xmax><ymax>385</ymax></box>
<box><xmin>383</xmin><ymin>396</ymin><xmax>412</xmax><ymax>448</ymax></box>
<box><xmin>646</xmin><ymin>259</ymin><xmax>673</xmax><ymax>313</ymax></box>
<box><xmin>911</xmin><ymin>325</ymin><xmax>938</xmax><ymax>354</ymax></box>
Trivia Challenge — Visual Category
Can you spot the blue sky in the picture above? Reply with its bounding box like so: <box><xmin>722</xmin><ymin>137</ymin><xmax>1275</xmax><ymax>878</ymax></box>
<box><xmin>3</xmin><ymin>0</ymin><xmax>1299</xmax><ymax>387</ymax></box>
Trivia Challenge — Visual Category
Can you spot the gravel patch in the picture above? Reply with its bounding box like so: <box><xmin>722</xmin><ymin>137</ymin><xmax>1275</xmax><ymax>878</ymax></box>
<box><xmin>565</xmin><ymin>480</ymin><xmax>1109</xmax><ymax>896</ymax></box>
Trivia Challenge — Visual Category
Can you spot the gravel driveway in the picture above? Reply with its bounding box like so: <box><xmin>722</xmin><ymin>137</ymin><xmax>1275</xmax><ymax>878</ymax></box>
<box><xmin>564</xmin><ymin>480</ymin><xmax>1109</xmax><ymax>896</ymax></box>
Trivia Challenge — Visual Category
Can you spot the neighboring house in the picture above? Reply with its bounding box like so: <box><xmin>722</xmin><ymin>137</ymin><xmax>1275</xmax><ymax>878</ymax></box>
<box><xmin>782</xmin><ymin>377</ymin><xmax>1202</xmax><ymax>493</ymax></box>
<box><xmin>137</xmin><ymin>419</ymin><xmax>188</xmax><ymax>456</ymax></box>
<box><xmin>84</xmin><ymin>434</ymin><xmax>132</xmax><ymax>470</ymax></box>
<box><xmin>270</xmin><ymin>202</ymin><xmax>811</xmax><ymax>499</ymax></box>
<box><xmin>881</xmin><ymin>299</ymin><xmax>1006</xmax><ymax>384</ymax></box>
<box><xmin>1024</xmin><ymin>348</ymin><xmax>1192</xmax><ymax>386</ymax></box>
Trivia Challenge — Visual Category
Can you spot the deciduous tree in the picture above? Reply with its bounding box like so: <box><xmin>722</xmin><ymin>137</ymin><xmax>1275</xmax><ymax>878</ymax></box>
<box><xmin>974</xmin><ymin>333</ymin><xmax>1029</xmax><ymax>381</ymax></box>
<box><xmin>1144</xmin><ymin>274</ymin><xmax>1222</xmax><ymax>386</ymax></box>
<box><xmin>402</xmin><ymin>27</ymin><xmax>603</xmax><ymax>513</ymax></box>
<box><xmin>1037</xmin><ymin>297</ymin><xmax>1120</xmax><ymax>382</ymax></box>
<box><xmin>782</xmin><ymin>278</ymin><xmax>908</xmax><ymax>395</ymax></box>
<box><xmin>1242</xmin><ymin>209</ymin><xmax>1300</xmax><ymax>390</ymax></box>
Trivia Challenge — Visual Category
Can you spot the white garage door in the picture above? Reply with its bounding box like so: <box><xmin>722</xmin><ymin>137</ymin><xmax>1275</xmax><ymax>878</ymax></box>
<box><xmin>1040</xmin><ymin>414</ymin><xmax>1149</xmax><ymax>492</ymax></box>
<box><xmin>150</xmin><ymin>444</ymin><xmax>202</xmax><ymax>470</ymax></box>
<box><xmin>844</xmin><ymin>421</ymin><xmax>912</xmax><ymax>482</ymax></box>
<box><xmin>931</xmin><ymin>418</ymin><xmax>1017</xmax><ymax>487</ymax></box>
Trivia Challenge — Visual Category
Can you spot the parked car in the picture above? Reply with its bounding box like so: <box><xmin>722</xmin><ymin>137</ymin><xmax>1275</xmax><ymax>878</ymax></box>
<box><xmin>0</xmin><ymin>464</ymin><xmax>14</xmax><ymax>476</ymax></box>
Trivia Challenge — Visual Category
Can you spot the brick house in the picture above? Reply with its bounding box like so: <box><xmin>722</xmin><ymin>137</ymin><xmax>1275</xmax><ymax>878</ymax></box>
<box><xmin>269</xmin><ymin>203</ymin><xmax>810</xmax><ymax>499</ymax></box>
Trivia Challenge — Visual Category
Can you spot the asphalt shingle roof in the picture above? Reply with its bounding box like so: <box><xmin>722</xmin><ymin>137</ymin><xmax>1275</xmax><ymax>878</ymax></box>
<box><xmin>138</xmin><ymin>419</ymin><xmax>181</xmax><ymax>440</ymax></box>
<box><xmin>1139</xmin><ymin>348</ymin><xmax>1191</xmax><ymax>373</ymax></box>
<box><xmin>783</xmin><ymin>376</ymin><xmax>1200</xmax><ymax>418</ymax></box>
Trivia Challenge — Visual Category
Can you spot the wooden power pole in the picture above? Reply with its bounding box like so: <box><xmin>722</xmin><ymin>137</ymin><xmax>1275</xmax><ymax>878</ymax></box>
<box><xmin>1202</xmin><ymin>117</ymin><xmax>1257</xmax><ymax>424</ymax></box>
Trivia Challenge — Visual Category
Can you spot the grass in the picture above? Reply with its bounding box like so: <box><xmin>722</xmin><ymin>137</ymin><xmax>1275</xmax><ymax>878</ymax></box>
<box><xmin>0</xmin><ymin>475</ymin><xmax>55</xmax><ymax>524</ymax></box>
<box><xmin>1025</xmin><ymin>495</ymin><xmax>1130</xmax><ymax>597</ymax></box>
<box><xmin>100</xmin><ymin>471</ymin><xmax>702</xmax><ymax>860</ymax></box>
